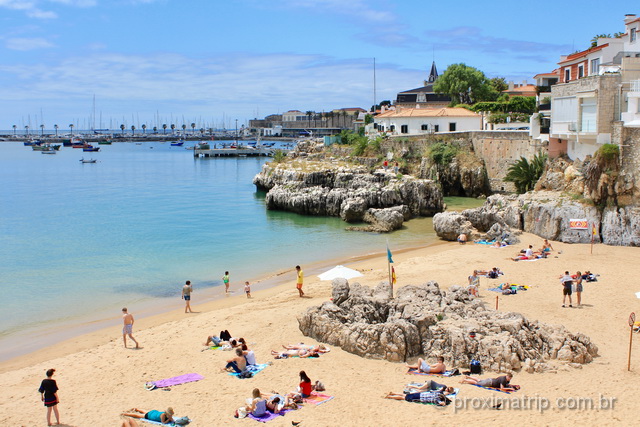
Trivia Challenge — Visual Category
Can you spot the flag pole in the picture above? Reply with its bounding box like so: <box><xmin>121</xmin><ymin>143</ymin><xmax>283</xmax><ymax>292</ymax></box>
<box><xmin>386</xmin><ymin>240</ymin><xmax>394</xmax><ymax>299</ymax></box>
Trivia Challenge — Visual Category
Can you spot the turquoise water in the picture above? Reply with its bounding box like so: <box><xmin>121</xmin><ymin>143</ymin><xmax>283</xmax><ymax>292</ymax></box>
<box><xmin>0</xmin><ymin>141</ymin><xmax>442</xmax><ymax>360</ymax></box>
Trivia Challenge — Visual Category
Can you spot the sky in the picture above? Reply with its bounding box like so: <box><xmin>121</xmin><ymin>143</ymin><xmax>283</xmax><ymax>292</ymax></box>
<box><xmin>0</xmin><ymin>0</ymin><xmax>635</xmax><ymax>131</ymax></box>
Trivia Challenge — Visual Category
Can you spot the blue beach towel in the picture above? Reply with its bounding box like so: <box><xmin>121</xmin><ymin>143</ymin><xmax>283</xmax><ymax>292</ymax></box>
<box><xmin>229</xmin><ymin>363</ymin><xmax>269</xmax><ymax>378</ymax></box>
<box><xmin>470</xmin><ymin>383</ymin><xmax>515</xmax><ymax>394</ymax></box>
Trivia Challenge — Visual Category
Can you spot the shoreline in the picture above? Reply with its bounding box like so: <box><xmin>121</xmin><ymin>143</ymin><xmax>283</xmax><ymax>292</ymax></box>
<box><xmin>0</xmin><ymin>239</ymin><xmax>439</xmax><ymax>374</ymax></box>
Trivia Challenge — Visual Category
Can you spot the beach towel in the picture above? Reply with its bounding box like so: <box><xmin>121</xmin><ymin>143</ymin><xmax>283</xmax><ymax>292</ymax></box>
<box><xmin>229</xmin><ymin>364</ymin><xmax>269</xmax><ymax>378</ymax></box>
<box><xmin>304</xmin><ymin>392</ymin><xmax>334</xmax><ymax>405</ymax></box>
<box><xmin>407</xmin><ymin>368</ymin><xmax>459</xmax><ymax>377</ymax></box>
<box><xmin>474</xmin><ymin>240</ymin><xmax>496</xmax><ymax>245</ymax></box>
<box><xmin>139</xmin><ymin>417</ymin><xmax>192</xmax><ymax>426</ymax></box>
<box><xmin>248</xmin><ymin>409</ymin><xmax>291</xmax><ymax>423</ymax></box>
<box><xmin>148</xmin><ymin>373</ymin><xmax>204</xmax><ymax>390</ymax></box>
<box><xmin>470</xmin><ymin>384</ymin><xmax>515</xmax><ymax>394</ymax></box>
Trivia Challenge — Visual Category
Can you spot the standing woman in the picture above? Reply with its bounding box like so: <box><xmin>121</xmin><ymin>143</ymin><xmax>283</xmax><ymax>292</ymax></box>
<box><xmin>182</xmin><ymin>280</ymin><xmax>193</xmax><ymax>313</ymax></box>
<box><xmin>574</xmin><ymin>271</ymin><xmax>583</xmax><ymax>306</ymax></box>
<box><xmin>299</xmin><ymin>371</ymin><xmax>312</xmax><ymax>398</ymax></box>
<box><xmin>38</xmin><ymin>368</ymin><xmax>60</xmax><ymax>426</ymax></box>
<box><xmin>222</xmin><ymin>271</ymin><xmax>230</xmax><ymax>293</ymax></box>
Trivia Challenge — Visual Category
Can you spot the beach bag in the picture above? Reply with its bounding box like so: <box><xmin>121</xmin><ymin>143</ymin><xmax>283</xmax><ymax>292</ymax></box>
<box><xmin>470</xmin><ymin>359</ymin><xmax>482</xmax><ymax>374</ymax></box>
<box><xmin>239</xmin><ymin>370</ymin><xmax>254</xmax><ymax>379</ymax></box>
<box><xmin>314</xmin><ymin>380</ymin><xmax>326</xmax><ymax>392</ymax></box>
<box><xmin>173</xmin><ymin>416</ymin><xmax>191</xmax><ymax>425</ymax></box>
<box><xmin>488</xmin><ymin>271</ymin><xmax>498</xmax><ymax>279</ymax></box>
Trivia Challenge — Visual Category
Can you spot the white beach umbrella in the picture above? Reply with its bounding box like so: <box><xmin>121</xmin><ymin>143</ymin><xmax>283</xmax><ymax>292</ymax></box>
<box><xmin>318</xmin><ymin>265</ymin><xmax>363</xmax><ymax>281</ymax></box>
<box><xmin>635</xmin><ymin>292</ymin><xmax>640</xmax><ymax>299</ymax></box>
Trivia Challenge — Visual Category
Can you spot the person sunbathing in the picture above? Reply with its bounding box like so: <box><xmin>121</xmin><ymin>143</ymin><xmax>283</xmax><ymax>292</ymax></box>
<box><xmin>406</xmin><ymin>356</ymin><xmax>446</xmax><ymax>374</ymax></box>
<box><xmin>405</xmin><ymin>380</ymin><xmax>454</xmax><ymax>394</ymax></box>
<box><xmin>538</xmin><ymin>239</ymin><xmax>554</xmax><ymax>253</ymax></box>
<box><xmin>271</xmin><ymin>348</ymin><xmax>319</xmax><ymax>359</ymax></box>
<box><xmin>222</xmin><ymin>348</ymin><xmax>247</xmax><ymax>373</ymax></box>
<box><xmin>384</xmin><ymin>389</ymin><xmax>451</xmax><ymax>405</ymax></box>
<box><xmin>282</xmin><ymin>344</ymin><xmax>329</xmax><ymax>353</ymax></box>
<box><xmin>121</xmin><ymin>408</ymin><xmax>174</xmax><ymax>424</ymax></box>
<box><xmin>512</xmin><ymin>245</ymin><xmax>535</xmax><ymax>261</ymax></box>
<box><xmin>460</xmin><ymin>373</ymin><xmax>519</xmax><ymax>391</ymax></box>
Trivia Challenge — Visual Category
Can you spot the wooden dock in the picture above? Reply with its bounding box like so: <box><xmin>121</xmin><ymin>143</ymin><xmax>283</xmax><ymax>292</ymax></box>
<box><xmin>194</xmin><ymin>147</ymin><xmax>275</xmax><ymax>157</ymax></box>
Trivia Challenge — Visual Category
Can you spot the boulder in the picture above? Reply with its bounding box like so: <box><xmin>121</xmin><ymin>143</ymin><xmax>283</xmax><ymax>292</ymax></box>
<box><xmin>298</xmin><ymin>279</ymin><xmax>598</xmax><ymax>371</ymax></box>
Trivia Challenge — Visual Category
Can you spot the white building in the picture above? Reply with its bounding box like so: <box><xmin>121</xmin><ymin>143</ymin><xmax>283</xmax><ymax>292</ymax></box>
<box><xmin>372</xmin><ymin>107</ymin><xmax>482</xmax><ymax>136</ymax></box>
<box><xmin>549</xmin><ymin>14</ymin><xmax>640</xmax><ymax>159</ymax></box>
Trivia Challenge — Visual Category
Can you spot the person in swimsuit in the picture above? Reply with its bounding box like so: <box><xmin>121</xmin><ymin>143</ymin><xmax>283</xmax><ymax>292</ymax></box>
<box><xmin>385</xmin><ymin>389</ymin><xmax>452</xmax><ymax>405</ymax></box>
<box><xmin>122</xmin><ymin>307</ymin><xmax>139</xmax><ymax>349</ymax></box>
<box><xmin>281</xmin><ymin>344</ymin><xmax>329</xmax><ymax>353</ymax></box>
<box><xmin>222</xmin><ymin>348</ymin><xmax>247</xmax><ymax>373</ymax></box>
<box><xmin>244</xmin><ymin>281</ymin><xmax>251</xmax><ymax>298</ymax></box>
<box><xmin>182</xmin><ymin>280</ymin><xmax>193</xmax><ymax>313</ymax></box>
<box><xmin>39</xmin><ymin>368</ymin><xmax>60</xmax><ymax>426</ymax></box>
<box><xmin>222</xmin><ymin>271</ymin><xmax>230</xmax><ymax>293</ymax></box>
<box><xmin>574</xmin><ymin>271</ymin><xmax>583</xmax><ymax>306</ymax></box>
<box><xmin>460</xmin><ymin>373</ymin><xmax>519</xmax><ymax>391</ymax></box>
<box><xmin>406</xmin><ymin>355</ymin><xmax>446</xmax><ymax>374</ymax></box>
<box><xmin>122</xmin><ymin>407</ymin><xmax>174</xmax><ymax>424</ymax></box>
<box><xmin>295</xmin><ymin>265</ymin><xmax>304</xmax><ymax>297</ymax></box>
<box><xmin>560</xmin><ymin>271</ymin><xmax>573</xmax><ymax>308</ymax></box>
<box><xmin>405</xmin><ymin>379</ymin><xmax>455</xmax><ymax>394</ymax></box>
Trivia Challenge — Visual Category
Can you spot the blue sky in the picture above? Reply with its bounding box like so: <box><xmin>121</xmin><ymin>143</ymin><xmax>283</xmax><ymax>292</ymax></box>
<box><xmin>0</xmin><ymin>0</ymin><xmax>634</xmax><ymax>131</ymax></box>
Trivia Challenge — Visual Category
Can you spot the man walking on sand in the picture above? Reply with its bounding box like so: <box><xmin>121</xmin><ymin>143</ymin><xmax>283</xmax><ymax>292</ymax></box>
<box><xmin>295</xmin><ymin>265</ymin><xmax>304</xmax><ymax>297</ymax></box>
<box><xmin>122</xmin><ymin>307</ymin><xmax>139</xmax><ymax>348</ymax></box>
<box><xmin>560</xmin><ymin>271</ymin><xmax>573</xmax><ymax>308</ymax></box>
<box><xmin>182</xmin><ymin>280</ymin><xmax>193</xmax><ymax>313</ymax></box>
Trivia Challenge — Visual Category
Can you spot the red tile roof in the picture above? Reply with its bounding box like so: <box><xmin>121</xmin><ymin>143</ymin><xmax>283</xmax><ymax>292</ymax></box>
<box><xmin>376</xmin><ymin>107</ymin><xmax>479</xmax><ymax>118</ymax></box>
<box><xmin>559</xmin><ymin>44</ymin><xmax>609</xmax><ymax>64</ymax></box>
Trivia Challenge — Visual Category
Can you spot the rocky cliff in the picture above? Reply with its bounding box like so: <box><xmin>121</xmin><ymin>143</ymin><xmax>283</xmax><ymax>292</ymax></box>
<box><xmin>298</xmin><ymin>279</ymin><xmax>597</xmax><ymax>371</ymax></box>
<box><xmin>254</xmin><ymin>161</ymin><xmax>443</xmax><ymax>228</ymax></box>
<box><xmin>433</xmin><ymin>192</ymin><xmax>640</xmax><ymax>246</ymax></box>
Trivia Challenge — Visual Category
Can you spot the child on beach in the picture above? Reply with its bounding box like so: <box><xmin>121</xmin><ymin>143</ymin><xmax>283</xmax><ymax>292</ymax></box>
<box><xmin>182</xmin><ymin>280</ymin><xmax>193</xmax><ymax>313</ymax></box>
<box><xmin>38</xmin><ymin>368</ymin><xmax>60</xmax><ymax>426</ymax></box>
<box><xmin>122</xmin><ymin>308</ymin><xmax>139</xmax><ymax>349</ymax></box>
<box><xmin>222</xmin><ymin>271</ymin><xmax>230</xmax><ymax>293</ymax></box>
<box><xmin>244</xmin><ymin>281</ymin><xmax>251</xmax><ymax>298</ymax></box>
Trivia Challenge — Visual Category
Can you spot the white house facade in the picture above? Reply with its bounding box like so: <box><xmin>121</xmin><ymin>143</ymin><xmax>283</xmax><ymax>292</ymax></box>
<box><xmin>372</xmin><ymin>107</ymin><xmax>482</xmax><ymax>136</ymax></box>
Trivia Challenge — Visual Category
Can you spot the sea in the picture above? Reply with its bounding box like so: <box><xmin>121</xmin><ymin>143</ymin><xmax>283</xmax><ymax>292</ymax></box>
<box><xmin>0</xmin><ymin>140</ymin><xmax>482</xmax><ymax>361</ymax></box>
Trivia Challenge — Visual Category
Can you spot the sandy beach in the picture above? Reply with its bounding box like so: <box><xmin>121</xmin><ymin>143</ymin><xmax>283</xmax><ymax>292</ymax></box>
<box><xmin>3</xmin><ymin>232</ymin><xmax>640</xmax><ymax>426</ymax></box>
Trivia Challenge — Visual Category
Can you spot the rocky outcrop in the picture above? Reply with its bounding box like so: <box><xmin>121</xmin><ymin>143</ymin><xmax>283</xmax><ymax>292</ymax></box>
<box><xmin>254</xmin><ymin>163</ymin><xmax>443</xmax><ymax>225</ymax></box>
<box><xmin>346</xmin><ymin>206</ymin><xmax>407</xmax><ymax>232</ymax></box>
<box><xmin>419</xmin><ymin>155</ymin><xmax>490</xmax><ymax>197</ymax></box>
<box><xmin>433</xmin><ymin>192</ymin><xmax>640</xmax><ymax>246</ymax></box>
<box><xmin>298</xmin><ymin>279</ymin><xmax>598</xmax><ymax>371</ymax></box>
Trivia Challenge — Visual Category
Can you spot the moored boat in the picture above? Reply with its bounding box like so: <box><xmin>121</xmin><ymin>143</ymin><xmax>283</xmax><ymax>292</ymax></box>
<box><xmin>170</xmin><ymin>141</ymin><xmax>184</xmax><ymax>146</ymax></box>
<box><xmin>79</xmin><ymin>158</ymin><xmax>97</xmax><ymax>163</ymax></box>
<box><xmin>82</xmin><ymin>144</ymin><xmax>100</xmax><ymax>152</ymax></box>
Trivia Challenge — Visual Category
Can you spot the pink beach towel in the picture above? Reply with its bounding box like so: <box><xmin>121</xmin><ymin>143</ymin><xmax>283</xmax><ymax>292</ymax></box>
<box><xmin>304</xmin><ymin>392</ymin><xmax>334</xmax><ymax>405</ymax></box>
<box><xmin>152</xmin><ymin>373</ymin><xmax>204</xmax><ymax>388</ymax></box>
<box><xmin>247</xmin><ymin>409</ymin><xmax>291</xmax><ymax>423</ymax></box>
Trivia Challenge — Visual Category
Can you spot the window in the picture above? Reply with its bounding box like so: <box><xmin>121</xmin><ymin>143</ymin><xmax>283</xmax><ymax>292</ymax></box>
<box><xmin>590</xmin><ymin>58</ymin><xmax>600</xmax><ymax>75</ymax></box>
<box><xmin>580</xmin><ymin>98</ymin><xmax>597</xmax><ymax>132</ymax></box>
<box><xmin>578</xmin><ymin>64</ymin><xmax>584</xmax><ymax>79</ymax></box>
<box><xmin>564</xmin><ymin>68</ymin><xmax>570</xmax><ymax>82</ymax></box>
<box><xmin>421</xmin><ymin>124</ymin><xmax>429</xmax><ymax>131</ymax></box>
<box><xmin>632</xmin><ymin>28</ymin><xmax>637</xmax><ymax>42</ymax></box>
<box><xmin>401</xmin><ymin>125</ymin><xmax>408</xmax><ymax>134</ymax></box>
<box><xmin>390</xmin><ymin>125</ymin><xmax>395</xmax><ymax>132</ymax></box>
<box><xmin>449</xmin><ymin>122</ymin><xmax>456</xmax><ymax>131</ymax></box>
<box><xmin>434</xmin><ymin>124</ymin><xmax>439</xmax><ymax>132</ymax></box>
<box><xmin>417</xmin><ymin>93</ymin><xmax>426</xmax><ymax>102</ymax></box>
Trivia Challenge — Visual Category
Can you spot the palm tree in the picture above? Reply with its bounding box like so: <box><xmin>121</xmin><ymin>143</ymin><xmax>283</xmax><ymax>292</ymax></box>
<box><xmin>153</xmin><ymin>126</ymin><xmax>157</xmax><ymax>134</ymax></box>
<box><xmin>54</xmin><ymin>124</ymin><xmax>58</xmax><ymax>136</ymax></box>
<box><xmin>162</xmin><ymin>124</ymin><xmax>167</xmax><ymax>134</ymax></box>
<box><xmin>170</xmin><ymin>124</ymin><xmax>176</xmax><ymax>134</ymax></box>
<box><xmin>131</xmin><ymin>125</ymin><xmax>136</xmax><ymax>135</ymax></box>
<box><xmin>25</xmin><ymin>125</ymin><xmax>29</xmax><ymax>136</ymax></box>
<box><xmin>505</xmin><ymin>153</ymin><xmax>547</xmax><ymax>193</ymax></box>
<box><xmin>120</xmin><ymin>124</ymin><xmax>125</xmax><ymax>135</ymax></box>
<box><xmin>306</xmin><ymin>111</ymin><xmax>313</xmax><ymax>128</ymax></box>
<box><xmin>69</xmin><ymin>124</ymin><xmax>74</xmax><ymax>136</ymax></box>
<box><xmin>181</xmin><ymin>124</ymin><xmax>187</xmax><ymax>134</ymax></box>
<box><xmin>12</xmin><ymin>124</ymin><xmax>16</xmax><ymax>136</ymax></box>
<box><xmin>40</xmin><ymin>124</ymin><xmax>45</xmax><ymax>136</ymax></box>
<box><xmin>142</xmin><ymin>124</ymin><xmax>147</xmax><ymax>134</ymax></box>
<box><xmin>191</xmin><ymin>122</ymin><xmax>196</xmax><ymax>135</ymax></box>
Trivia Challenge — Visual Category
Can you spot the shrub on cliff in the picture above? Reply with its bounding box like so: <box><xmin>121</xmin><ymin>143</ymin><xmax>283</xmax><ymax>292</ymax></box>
<box><xmin>428</xmin><ymin>142</ymin><xmax>459</xmax><ymax>166</ymax></box>
<box><xmin>505</xmin><ymin>152</ymin><xmax>547</xmax><ymax>193</ymax></box>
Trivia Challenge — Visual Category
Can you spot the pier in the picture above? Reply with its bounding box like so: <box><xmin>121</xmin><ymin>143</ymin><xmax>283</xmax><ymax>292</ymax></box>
<box><xmin>194</xmin><ymin>147</ymin><xmax>276</xmax><ymax>157</ymax></box>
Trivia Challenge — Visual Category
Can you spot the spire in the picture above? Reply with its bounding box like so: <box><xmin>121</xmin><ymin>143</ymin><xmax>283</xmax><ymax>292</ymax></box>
<box><xmin>427</xmin><ymin>61</ymin><xmax>438</xmax><ymax>84</ymax></box>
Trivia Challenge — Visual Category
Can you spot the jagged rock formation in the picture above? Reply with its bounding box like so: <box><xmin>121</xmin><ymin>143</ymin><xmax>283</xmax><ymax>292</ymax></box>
<box><xmin>253</xmin><ymin>162</ymin><xmax>443</xmax><ymax>228</ymax></box>
<box><xmin>298</xmin><ymin>279</ymin><xmax>598</xmax><ymax>371</ymax></box>
<box><xmin>433</xmin><ymin>193</ymin><xmax>640</xmax><ymax>246</ymax></box>
<box><xmin>419</xmin><ymin>155</ymin><xmax>491</xmax><ymax>197</ymax></box>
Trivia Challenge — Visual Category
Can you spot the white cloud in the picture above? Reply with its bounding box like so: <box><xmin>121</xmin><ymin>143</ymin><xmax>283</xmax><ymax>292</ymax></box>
<box><xmin>5</xmin><ymin>37</ymin><xmax>55</xmax><ymax>50</ymax></box>
<box><xmin>0</xmin><ymin>0</ymin><xmax>57</xmax><ymax>18</ymax></box>
<box><xmin>48</xmin><ymin>0</ymin><xmax>97</xmax><ymax>6</ymax></box>
<box><xmin>0</xmin><ymin>51</ymin><xmax>418</xmax><ymax>124</ymax></box>
<box><xmin>282</xmin><ymin>0</ymin><xmax>396</xmax><ymax>25</ymax></box>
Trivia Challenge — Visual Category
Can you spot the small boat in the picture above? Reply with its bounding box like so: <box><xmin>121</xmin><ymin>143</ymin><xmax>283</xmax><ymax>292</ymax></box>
<box><xmin>196</xmin><ymin>142</ymin><xmax>210</xmax><ymax>150</ymax></box>
<box><xmin>97</xmin><ymin>139</ymin><xmax>112</xmax><ymax>145</ymax></box>
<box><xmin>82</xmin><ymin>144</ymin><xmax>100</xmax><ymax>152</ymax></box>
<box><xmin>41</xmin><ymin>149</ymin><xmax>56</xmax><ymax>154</ymax></box>
<box><xmin>79</xmin><ymin>158</ymin><xmax>97</xmax><ymax>163</ymax></box>
<box><xmin>32</xmin><ymin>144</ymin><xmax>61</xmax><ymax>151</ymax></box>
<box><xmin>170</xmin><ymin>141</ymin><xmax>184</xmax><ymax>146</ymax></box>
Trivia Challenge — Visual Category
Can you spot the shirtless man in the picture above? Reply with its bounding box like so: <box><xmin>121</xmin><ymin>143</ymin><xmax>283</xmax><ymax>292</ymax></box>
<box><xmin>407</xmin><ymin>356</ymin><xmax>446</xmax><ymax>374</ymax></box>
<box><xmin>295</xmin><ymin>265</ymin><xmax>304</xmax><ymax>297</ymax></box>
<box><xmin>122</xmin><ymin>307</ymin><xmax>139</xmax><ymax>349</ymax></box>
<box><xmin>222</xmin><ymin>348</ymin><xmax>247</xmax><ymax>373</ymax></box>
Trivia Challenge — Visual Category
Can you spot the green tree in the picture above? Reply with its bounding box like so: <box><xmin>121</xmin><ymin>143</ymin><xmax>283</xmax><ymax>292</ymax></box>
<box><xmin>364</xmin><ymin>114</ymin><xmax>374</xmax><ymax>125</ymax></box>
<box><xmin>433</xmin><ymin>63</ymin><xmax>497</xmax><ymax>104</ymax></box>
<box><xmin>162</xmin><ymin>124</ymin><xmax>167</xmax><ymax>134</ymax></box>
<box><xmin>504</xmin><ymin>152</ymin><xmax>547</xmax><ymax>193</ymax></box>
<box><xmin>489</xmin><ymin>77</ymin><xmax>508</xmax><ymax>93</ymax></box>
